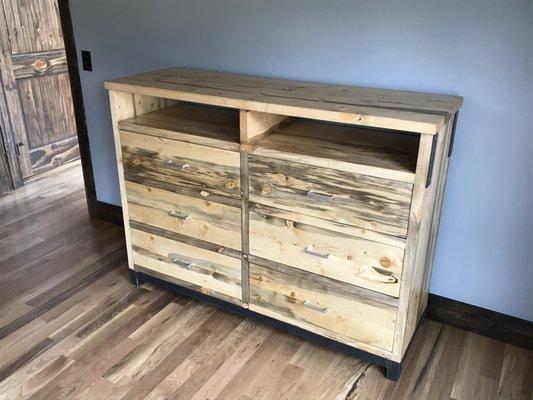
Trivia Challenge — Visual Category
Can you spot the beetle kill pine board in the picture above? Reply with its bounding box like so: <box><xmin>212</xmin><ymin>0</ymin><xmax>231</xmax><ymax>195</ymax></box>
<box><xmin>106</xmin><ymin>67</ymin><xmax>462</xmax><ymax>380</ymax></box>
<box><xmin>249</xmin><ymin>207</ymin><xmax>404</xmax><ymax>298</ymax></box>
<box><xmin>248</xmin><ymin>154</ymin><xmax>413</xmax><ymax>238</ymax></box>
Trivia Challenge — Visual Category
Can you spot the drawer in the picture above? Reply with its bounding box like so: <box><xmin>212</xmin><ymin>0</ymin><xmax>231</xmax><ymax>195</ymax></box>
<box><xmin>121</xmin><ymin>130</ymin><xmax>241</xmax><ymax>200</ymax></box>
<box><xmin>249</xmin><ymin>263</ymin><xmax>396</xmax><ymax>351</ymax></box>
<box><xmin>131</xmin><ymin>229</ymin><xmax>241</xmax><ymax>303</ymax></box>
<box><xmin>127</xmin><ymin>181</ymin><xmax>241</xmax><ymax>251</ymax></box>
<box><xmin>249</xmin><ymin>206</ymin><xmax>403</xmax><ymax>297</ymax></box>
<box><xmin>249</xmin><ymin>155</ymin><xmax>412</xmax><ymax>238</ymax></box>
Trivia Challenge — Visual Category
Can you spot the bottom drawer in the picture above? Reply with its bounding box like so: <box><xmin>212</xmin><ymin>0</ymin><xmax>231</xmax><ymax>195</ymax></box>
<box><xmin>131</xmin><ymin>228</ymin><xmax>242</xmax><ymax>303</ymax></box>
<box><xmin>249</xmin><ymin>263</ymin><xmax>396</xmax><ymax>351</ymax></box>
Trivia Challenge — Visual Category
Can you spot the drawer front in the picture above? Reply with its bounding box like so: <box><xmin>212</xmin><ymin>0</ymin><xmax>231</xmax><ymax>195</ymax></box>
<box><xmin>249</xmin><ymin>207</ymin><xmax>403</xmax><ymax>297</ymax></box>
<box><xmin>249</xmin><ymin>263</ymin><xmax>396</xmax><ymax>351</ymax></box>
<box><xmin>131</xmin><ymin>229</ymin><xmax>241</xmax><ymax>303</ymax></box>
<box><xmin>127</xmin><ymin>181</ymin><xmax>241</xmax><ymax>251</ymax></box>
<box><xmin>121</xmin><ymin>130</ymin><xmax>241</xmax><ymax>201</ymax></box>
<box><xmin>249</xmin><ymin>155</ymin><xmax>412</xmax><ymax>238</ymax></box>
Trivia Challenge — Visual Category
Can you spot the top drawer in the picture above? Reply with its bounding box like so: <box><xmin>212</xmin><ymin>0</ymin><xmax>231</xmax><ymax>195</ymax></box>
<box><xmin>249</xmin><ymin>155</ymin><xmax>413</xmax><ymax>238</ymax></box>
<box><xmin>121</xmin><ymin>130</ymin><xmax>241</xmax><ymax>201</ymax></box>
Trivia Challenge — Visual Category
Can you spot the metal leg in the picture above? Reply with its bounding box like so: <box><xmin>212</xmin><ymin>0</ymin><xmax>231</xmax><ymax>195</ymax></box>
<box><xmin>385</xmin><ymin>360</ymin><xmax>402</xmax><ymax>381</ymax></box>
<box><xmin>130</xmin><ymin>270</ymin><xmax>145</xmax><ymax>287</ymax></box>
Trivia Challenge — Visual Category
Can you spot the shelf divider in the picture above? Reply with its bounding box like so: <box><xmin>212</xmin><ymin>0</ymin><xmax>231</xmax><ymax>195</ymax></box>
<box><xmin>239</xmin><ymin>109</ymin><xmax>291</xmax><ymax>143</ymax></box>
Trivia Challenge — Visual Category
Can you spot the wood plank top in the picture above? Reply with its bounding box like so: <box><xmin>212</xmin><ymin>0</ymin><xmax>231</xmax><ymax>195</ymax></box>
<box><xmin>105</xmin><ymin>67</ymin><xmax>463</xmax><ymax>134</ymax></box>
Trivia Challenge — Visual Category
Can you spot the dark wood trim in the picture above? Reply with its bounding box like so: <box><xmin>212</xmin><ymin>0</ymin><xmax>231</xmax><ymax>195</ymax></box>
<box><xmin>130</xmin><ymin>269</ymin><xmax>403</xmax><ymax>381</ymax></box>
<box><xmin>57</xmin><ymin>0</ymin><xmax>97</xmax><ymax>220</ymax></box>
<box><xmin>427</xmin><ymin>293</ymin><xmax>533</xmax><ymax>350</ymax></box>
<box><xmin>96</xmin><ymin>201</ymin><xmax>533</xmax><ymax>351</ymax></box>
<box><xmin>94</xmin><ymin>200</ymin><xmax>123</xmax><ymax>226</ymax></box>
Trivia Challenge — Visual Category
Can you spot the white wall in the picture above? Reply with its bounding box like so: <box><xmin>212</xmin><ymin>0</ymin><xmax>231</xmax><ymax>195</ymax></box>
<box><xmin>70</xmin><ymin>0</ymin><xmax>533</xmax><ymax>321</ymax></box>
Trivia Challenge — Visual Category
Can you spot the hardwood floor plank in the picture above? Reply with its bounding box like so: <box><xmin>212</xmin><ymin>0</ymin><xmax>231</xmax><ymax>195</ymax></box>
<box><xmin>25</xmin><ymin>247</ymin><xmax>126</xmax><ymax>308</ymax></box>
<box><xmin>241</xmin><ymin>334</ymin><xmax>303</xmax><ymax>400</ymax></box>
<box><xmin>0</xmin><ymin>338</ymin><xmax>54</xmax><ymax>384</ymax></box>
<box><xmin>279</xmin><ymin>342</ymin><xmax>344</xmax><ymax>399</ymax></box>
<box><xmin>189</xmin><ymin>323</ymin><xmax>272</xmax><ymax>400</ymax></box>
<box><xmin>29</xmin><ymin>291</ymin><xmax>177</xmax><ymax>400</ymax></box>
<box><xmin>451</xmin><ymin>332</ymin><xmax>503</xmax><ymax>400</ymax></box>
<box><xmin>497</xmin><ymin>344</ymin><xmax>533</xmax><ymax>400</ymax></box>
<box><xmin>215</xmin><ymin>330</ymin><xmax>302</xmax><ymax>399</ymax></box>
<box><xmin>118</xmin><ymin>310</ymin><xmax>240</xmax><ymax>400</ymax></box>
<box><xmin>423</xmin><ymin>326</ymin><xmax>468</xmax><ymax>400</ymax></box>
<box><xmin>0</xmin><ymin>250</ymin><xmax>125</xmax><ymax>341</ymax></box>
<box><xmin>103</xmin><ymin>302</ymin><xmax>215</xmax><ymax>384</ymax></box>
<box><xmin>145</xmin><ymin>314</ymin><xmax>246</xmax><ymax>400</ymax></box>
<box><xmin>0</xmin><ymin>355</ymin><xmax>75</xmax><ymax>399</ymax></box>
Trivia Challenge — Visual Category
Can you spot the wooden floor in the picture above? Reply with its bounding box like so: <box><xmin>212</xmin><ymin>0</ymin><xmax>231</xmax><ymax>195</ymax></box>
<box><xmin>0</xmin><ymin>162</ymin><xmax>531</xmax><ymax>400</ymax></box>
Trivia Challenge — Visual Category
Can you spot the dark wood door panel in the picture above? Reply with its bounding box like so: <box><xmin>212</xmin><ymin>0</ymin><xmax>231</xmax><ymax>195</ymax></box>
<box><xmin>30</xmin><ymin>135</ymin><xmax>79</xmax><ymax>174</ymax></box>
<box><xmin>18</xmin><ymin>73</ymin><xmax>76</xmax><ymax>149</ymax></box>
<box><xmin>2</xmin><ymin>0</ymin><xmax>64</xmax><ymax>54</ymax></box>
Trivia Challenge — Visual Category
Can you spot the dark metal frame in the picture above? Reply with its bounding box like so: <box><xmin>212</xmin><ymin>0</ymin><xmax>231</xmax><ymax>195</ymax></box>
<box><xmin>425</xmin><ymin>133</ymin><xmax>439</xmax><ymax>188</ymax></box>
<box><xmin>129</xmin><ymin>269</ymin><xmax>410</xmax><ymax>381</ymax></box>
<box><xmin>448</xmin><ymin>111</ymin><xmax>459</xmax><ymax>157</ymax></box>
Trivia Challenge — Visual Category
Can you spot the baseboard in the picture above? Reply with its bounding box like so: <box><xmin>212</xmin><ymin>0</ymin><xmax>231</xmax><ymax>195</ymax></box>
<box><xmin>93</xmin><ymin>201</ymin><xmax>533</xmax><ymax>350</ymax></box>
<box><xmin>426</xmin><ymin>294</ymin><xmax>532</xmax><ymax>350</ymax></box>
<box><xmin>94</xmin><ymin>200</ymin><xmax>123</xmax><ymax>226</ymax></box>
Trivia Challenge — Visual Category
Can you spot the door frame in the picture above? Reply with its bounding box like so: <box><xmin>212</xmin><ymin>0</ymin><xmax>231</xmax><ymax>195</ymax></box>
<box><xmin>57</xmin><ymin>0</ymin><xmax>97</xmax><ymax>219</ymax></box>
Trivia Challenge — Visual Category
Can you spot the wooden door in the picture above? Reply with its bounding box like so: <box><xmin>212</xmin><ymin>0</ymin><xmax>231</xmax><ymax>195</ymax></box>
<box><xmin>0</xmin><ymin>0</ymin><xmax>78</xmax><ymax>179</ymax></box>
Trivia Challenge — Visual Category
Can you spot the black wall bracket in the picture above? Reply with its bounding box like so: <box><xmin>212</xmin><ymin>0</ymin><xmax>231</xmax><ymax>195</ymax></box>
<box><xmin>448</xmin><ymin>111</ymin><xmax>459</xmax><ymax>157</ymax></box>
<box><xmin>425</xmin><ymin>134</ymin><xmax>438</xmax><ymax>188</ymax></box>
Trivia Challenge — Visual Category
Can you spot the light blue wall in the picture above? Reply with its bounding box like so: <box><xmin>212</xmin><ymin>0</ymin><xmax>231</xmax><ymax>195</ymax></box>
<box><xmin>70</xmin><ymin>0</ymin><xmax>533</xmax><ymax>321</ymax></box>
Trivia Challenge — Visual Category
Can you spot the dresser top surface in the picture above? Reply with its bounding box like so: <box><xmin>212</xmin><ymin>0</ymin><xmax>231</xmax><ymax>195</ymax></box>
<box><xmin>105</xmin><ymin>67</ymin><xmax>462</xmax><ymax>134</ymax></box>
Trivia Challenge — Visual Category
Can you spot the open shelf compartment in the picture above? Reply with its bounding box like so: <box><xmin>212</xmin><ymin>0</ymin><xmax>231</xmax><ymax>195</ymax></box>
<box><xmin>117</xmin><ymin>100</ymin><xmax>241</xmax><ymax>147</ymax></box>
<box><xmin>250</xmin><ymin>117</ymin><xmax>420</xmax><ymax>183</ymax></box>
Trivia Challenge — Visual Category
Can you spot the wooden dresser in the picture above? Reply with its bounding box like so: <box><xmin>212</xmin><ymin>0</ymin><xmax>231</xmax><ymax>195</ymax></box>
<box><xmin>105</xmin><ymin>68</ymin><xmax>462</xmax><ymax>380</ymax></box>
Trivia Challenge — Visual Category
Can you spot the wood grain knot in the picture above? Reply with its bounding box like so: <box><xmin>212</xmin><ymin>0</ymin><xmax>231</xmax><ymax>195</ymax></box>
<box><xmin>275</xmin><ymin>173</ymin><xmax>288</xmax><ymax>183</ymax></box>
<box><xmin>33</xmin><ymin>58</ymin><xmax>49</xmax><ymax>73</ymax></box>
<box><xmin>379</xmin><ymin>257</ymin><xmax>392</xmax><ymax>268</ymax></box>
<box><xmin>225</xmin><ymin>180</ymin><xmax>237</xmax><ymax>190</ymax></box>
<box><xmin>261</xmin><ymin>185</ymin><xmax>272</xmax><ymax>195</ymax></box>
